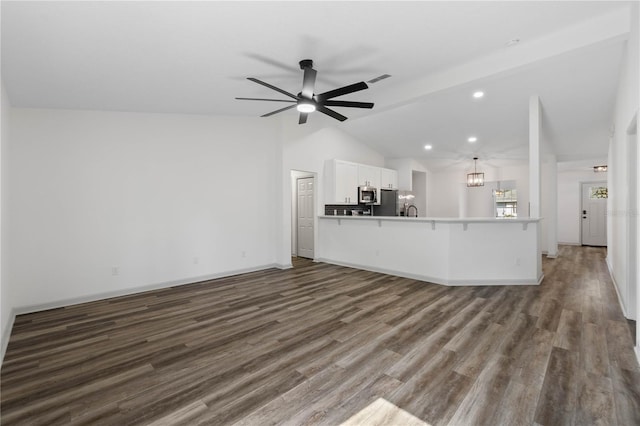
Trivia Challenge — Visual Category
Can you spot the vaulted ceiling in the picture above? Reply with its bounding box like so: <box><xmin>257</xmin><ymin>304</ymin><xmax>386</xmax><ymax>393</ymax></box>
<box><xmin>1</xmin><ymin>1</ymin><xmax>632</xmax><ymax>169</ymax></box>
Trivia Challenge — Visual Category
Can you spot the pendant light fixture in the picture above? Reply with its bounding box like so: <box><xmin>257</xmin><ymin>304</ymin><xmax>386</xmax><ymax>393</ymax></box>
<box><xmin>467</xmin><ymin>157</ymin><xmax>484</xmax><ymax>187</ymax></box>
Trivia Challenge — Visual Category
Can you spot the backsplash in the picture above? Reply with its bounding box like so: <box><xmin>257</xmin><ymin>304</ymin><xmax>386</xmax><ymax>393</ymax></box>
<box><xmin>324</xmin><ymin>204</ymin><xmax>371</xmax><ymax>216</ymax></box>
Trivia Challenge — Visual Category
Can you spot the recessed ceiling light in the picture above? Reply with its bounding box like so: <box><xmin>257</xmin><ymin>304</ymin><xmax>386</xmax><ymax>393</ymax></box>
<box><xmin>506</xmin><ymin>38</ymin><xmax>520</xmax><ymax>47</ymax></box>
<box><xmin>468</xmin><ymin>137</ymin><xmax>477</xmax><ymax>143</ymax></box>
<box><xmin>472</xmin><ymin>91</ymin><xmax>484</xmax><ymax>99</ymax></box>
<box><xmin>424</xmin><ymin>144</ymin><xmax>433</xmax><ymax>150</ymax></box>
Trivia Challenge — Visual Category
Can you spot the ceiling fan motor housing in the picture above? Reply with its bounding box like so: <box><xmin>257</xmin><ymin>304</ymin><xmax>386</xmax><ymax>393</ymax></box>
<box><xmin>299</xmin><ymin>59</ymin><xmax>313</xmax><ymax>69</ymax></box>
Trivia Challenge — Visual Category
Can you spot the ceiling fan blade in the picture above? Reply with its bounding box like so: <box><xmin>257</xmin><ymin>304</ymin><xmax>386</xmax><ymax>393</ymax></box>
<box><xmin>261</xmin><ymin>104</ymin><xmax>297</xmax><ymax>117</ymax></box>
<box><xmin>323</xmin><ymin>100</ymin><xmax>374</xmax><ymax>109</ymax></box>
<box><xmin>247</xmin><ymin>77</ymin><xmax>299</xmax><ymax>100</ymax></box>
<box><xmin>301</xmin><ymin>67</ymin><xmax>317</xmax><ymax>99</ymax></box>
<box><xmin>235</xmin><ymin>97</ymin><xmax>296</xmax><ymax>102</ymax></box>
<box><xmin>317</xmin><ymin>105</ymin><xmax>347</xmax><ymax>122</ymax></box>
<box><xmin>299</xmin><ymin>113</ymin><xmax>308</xmax><ymax>124</ymax></box>
<box><xmin>316</xmin><ymin>81</ymin><xmax>368</xmax><ymax>101</ymax></box>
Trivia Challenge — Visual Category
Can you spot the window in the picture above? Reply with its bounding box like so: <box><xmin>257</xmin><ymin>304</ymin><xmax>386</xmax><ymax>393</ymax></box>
<box><xmin>589</xmin><ymin>186</ymin><xmax>608</xmax><ymax>199</ymax></box>
<box><xmin>495</xmin><ymin>188</ymin><xmax>517</xmax><ymax>217</ymax></box>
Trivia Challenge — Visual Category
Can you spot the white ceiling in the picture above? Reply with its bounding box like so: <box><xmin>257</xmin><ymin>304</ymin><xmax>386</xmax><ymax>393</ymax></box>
<box><xmin>1</xmin><ymin>1</ymin><xmax>632</xmax><ymax>169</ymax></box>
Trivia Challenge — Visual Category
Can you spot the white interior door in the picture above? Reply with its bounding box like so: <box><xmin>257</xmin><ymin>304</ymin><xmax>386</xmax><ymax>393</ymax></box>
<box><xmin>297</xmin><ymin>177</ymin><xmax>314</xmax><ymax>259</ymax></box>
<box><xmin>581</xmin><ymin>182</ymin><xmax>607</xmax><ymax>246</ymax></box>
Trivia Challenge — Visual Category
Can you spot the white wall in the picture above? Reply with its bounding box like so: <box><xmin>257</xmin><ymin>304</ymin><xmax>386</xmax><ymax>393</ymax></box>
<box><xmin>279</xmin><ymin>124</ymin><xmax>385</xmax><ymax>265</ymax></box>
<box><xmin>541</xmin><ymin>156</ymin><xmax>558</xmax><ymax>257</ymax></box>
<box><xmin>411</xmin><ymin>171</ymin><xmax>427</xmax><ymax>217</ymax></box>
<box><xmin>557</xmin><ymin>168</ymin><xmax>608</xmax><ymax>245</ymax></box>
<box><xmin>7</xmin><ymin>108</ymin><xmax>282</xmax><ymax>312</ymax></box>
<box><xmin>608</xmin><ymin>2</ymin><xmax>639</xmax><ymax>324</ymax></box>
<box><xmin>426</xmin><ymin>170</ymin><xmax>462</xmax><ymax>218</ymax></box>
<box><xmin>1</xmin><ymin>81</ymin><xmax>12</xmax><ymax>360</ymax></box>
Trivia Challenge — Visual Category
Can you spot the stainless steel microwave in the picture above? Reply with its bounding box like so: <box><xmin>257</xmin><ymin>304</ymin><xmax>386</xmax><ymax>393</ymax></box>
<box><xmin>358</xmin><ymin>186</ymin><xmax>377</xmax><ymax>204</ymax></box>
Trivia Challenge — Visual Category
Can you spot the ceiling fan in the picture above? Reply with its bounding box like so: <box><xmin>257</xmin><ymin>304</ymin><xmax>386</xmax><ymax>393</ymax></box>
<box><xmin>236</xmin><ymin>59</ymin><xmax>374</xmax><ymax>124</ymax></box>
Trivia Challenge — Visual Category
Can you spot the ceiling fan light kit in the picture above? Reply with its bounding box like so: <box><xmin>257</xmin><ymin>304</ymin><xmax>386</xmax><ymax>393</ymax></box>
<box><xmin>296</xmin><ymin>102</ymin><xmax>316</xmax><ymax>113</ymax></box>
<box><xmin>236</xmin><ymin>59</ymin><xmax>374</xmax><ymax>124</ymax></box>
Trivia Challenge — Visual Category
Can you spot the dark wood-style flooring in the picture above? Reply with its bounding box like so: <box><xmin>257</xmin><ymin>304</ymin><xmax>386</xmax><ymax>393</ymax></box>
<box><xmin>1</xmin><ymin>245</ymin><xmax>639</xmax><ymax>425</ymax></box>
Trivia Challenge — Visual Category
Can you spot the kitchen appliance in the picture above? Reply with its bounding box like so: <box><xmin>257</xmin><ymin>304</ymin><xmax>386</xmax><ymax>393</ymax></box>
<box><xmin>374</xmin><ymin>189</ymin><xmax>398</xmax><ymax>216</ymax></box>
<box><xmin>358</xmin><ymin>185</ymin><xmax>377</xmax><ymax>204</ymax></box>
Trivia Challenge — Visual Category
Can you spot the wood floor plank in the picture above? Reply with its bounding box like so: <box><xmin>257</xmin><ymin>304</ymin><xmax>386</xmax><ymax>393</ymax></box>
<box><xmin>319</xmin><ymin>374</ymin><xmax>404</xmax><ymax>425</ymax></box>
<box><xmin>606</xmin><ymin>319</ymin><xmax>640</xmax><ymax>372</ymax></box>
<box><xmin>534</xmin><ymin>346</ymin><xmax>580</xmax><ymax>425</ymax></box>
<box><xmin>491</xmin><ymin>378</ymin><xmax>543</xmax><ymax>426</ymax></box>
<box><xmin>1</xmin><ymin>245</ymin><xmax>638</xmax><ymax>425</ymax></box>
<box><xmin>553</xmin><ymin>308</ymin><xmax>583</xmax><ymax>352</ymax></box>
<box><xmin>447</xmin><ymin>354</ymin><xmax>515</xmax><ymax>425</ymax></box>
<box><xmin>582</xmin><ymin>322</ymin><xmax>611</xmax><ymax>377</ymax></box>
<box><xmin>574</xmin><ymin>371</ymin><xmax>617</xmax><ymax>425</ymax></box>
<box><xmin>610</xmin><ymin>365</ymin><xmax>640</xmax><ymax>426</ymax></box>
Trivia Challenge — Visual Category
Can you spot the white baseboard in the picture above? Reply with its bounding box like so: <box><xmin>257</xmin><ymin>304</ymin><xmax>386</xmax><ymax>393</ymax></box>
<box><xmin>636</xmin><ymin>346</ymin><xmax>640</xmax><ymax>366</ymax></box>
<box><xmin>558</xmin><ymin>242</ymin><xmax>581</xmax><ymax>246</ymax></box>
<box><xmin>1</xmin><ymin>308</ymin><xmax>16</xmax><ymax>365</ymax></box>
<box><xmin>315</xmin><ymin>258</ymin><xmax>543</xmax><ymax>286</ymax></box>
<box><xmin>277</xmin><ymin>263</ymin><xmax>293</xmax><ymax>270</ymax></box>
<box><xmin>11</xmin><ymin>263</ymin><xmax>283</xmax><ymax>319</ymax></box>
<box><xmin>606</xmin><ymin>257</ymin><xmax>630</xmax><ymax>318</ymax></box>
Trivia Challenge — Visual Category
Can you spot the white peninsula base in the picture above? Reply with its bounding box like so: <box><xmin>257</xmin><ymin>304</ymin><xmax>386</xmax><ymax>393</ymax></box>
<box><xmin>317</xmin><ymin>216</ymin><xmax>543</xmax><ymax>286</ymax></box>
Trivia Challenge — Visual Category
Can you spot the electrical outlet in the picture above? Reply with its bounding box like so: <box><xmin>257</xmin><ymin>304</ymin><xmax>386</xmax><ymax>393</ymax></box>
<box><xmin>241</xmin><ymin>251</ymin><xmax>246</xmax><ymax>258</ymax></box>
<box><xmin>193</xmin><ymin>257</ymin><xmax>199</xmax><ymax>265</ymax></box>
<box><xmin>515</xmin><ymin>258</ymin><xmax>521</xmax><ymax>266</ymax></box>
<box><xmin>111</xmin><ymin>266</ymin><xmax>119</xmax><ymax>276</ymax></box>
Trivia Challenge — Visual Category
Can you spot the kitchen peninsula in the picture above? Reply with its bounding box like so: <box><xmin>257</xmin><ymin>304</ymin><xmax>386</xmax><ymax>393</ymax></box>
<box><xmin>317</xmin><ymin>216</ymin><xmax>543</xmax><ymax>286</ymax></box>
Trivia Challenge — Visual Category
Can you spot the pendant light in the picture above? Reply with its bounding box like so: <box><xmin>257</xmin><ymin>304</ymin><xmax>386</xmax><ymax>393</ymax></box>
<box><xmin>467</xmin><ymin>157</ymin><xmax>484</xmax><ymax>187</ymax></box>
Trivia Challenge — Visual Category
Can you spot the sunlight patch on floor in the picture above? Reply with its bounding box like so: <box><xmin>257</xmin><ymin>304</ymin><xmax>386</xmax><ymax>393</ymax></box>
<box><xmin>340</xmin><ymin>398</ymin><xmax>430</xmax><ymax>426</ymax></box>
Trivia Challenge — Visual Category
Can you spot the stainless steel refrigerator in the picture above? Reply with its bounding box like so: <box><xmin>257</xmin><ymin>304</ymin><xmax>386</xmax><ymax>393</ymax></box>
<box><xmin>374</xmin><ymin>189</ymin><xmax>398</xmax><ymax>216</ymax></box>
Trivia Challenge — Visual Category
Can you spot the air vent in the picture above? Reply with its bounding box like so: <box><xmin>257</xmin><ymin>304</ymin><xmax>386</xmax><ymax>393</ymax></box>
<box><xmin>367</xmin><ymin>74</ymin><xmax>391</xmax><ymax>84</ymax></box>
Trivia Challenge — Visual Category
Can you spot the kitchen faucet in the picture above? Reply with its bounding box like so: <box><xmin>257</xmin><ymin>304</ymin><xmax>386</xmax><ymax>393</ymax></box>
<box><xmin>406</xmin><ymin>204</ymin><xmax>418</xmax><ymax>217</ymax></box>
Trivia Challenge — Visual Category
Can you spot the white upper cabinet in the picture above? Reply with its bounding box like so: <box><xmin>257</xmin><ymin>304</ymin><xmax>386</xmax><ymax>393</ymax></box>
<box><xmin>380</xmin><ymin>168</ymin><xmax>398</xmax><ymax>190</ymax></box>
<box><xmin>325</xmin><ymin>160</ymin><xmax>358</xmax><ymax>204</ymax></box>
<box><xmin>357</xmin><ymin>164</ymin><xmax>380</xmax><ymax>188</ymax></box>
<box><xmin>325</xmin><ymin>160</ymin><xmax>397</xmax><ymax>206</ymax></box>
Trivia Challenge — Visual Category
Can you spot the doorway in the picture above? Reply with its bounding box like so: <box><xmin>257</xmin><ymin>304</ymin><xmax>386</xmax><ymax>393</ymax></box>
<box><xmin>296</xmin><ymin>177</ymin><xmax>314</xmax><ymax>259</ymax></box>
<box><xmin>581</xmin><ymin>181</ymin><xmax>607</xmax><ymax>246</ymax></box>
<box><xmin>291</xmin><ymin>170</ymin><xmax>315</xmax><ymax>260</ymax></box>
